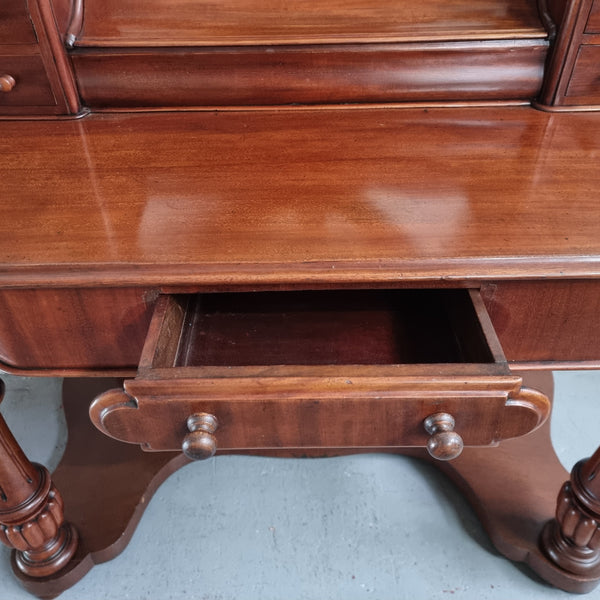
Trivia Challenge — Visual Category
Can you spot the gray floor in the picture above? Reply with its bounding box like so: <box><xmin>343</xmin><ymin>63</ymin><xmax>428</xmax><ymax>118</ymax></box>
<box><xmin>1</xmin><ymin>371</ymin><xmax>600</xmax><ymax>600</ymax></box>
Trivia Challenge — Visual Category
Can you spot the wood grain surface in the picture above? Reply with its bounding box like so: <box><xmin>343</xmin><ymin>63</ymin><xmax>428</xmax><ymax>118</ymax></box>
<box><xmin>1</xmin><ymin>107</ymin><xmax>600</xmax><ymax>288</ymax></box>
<box><xmin>70</xmin><ymin>41</ymin><xmax>547</xmax><ymax>108</ymax></box>
<box><xmin>0</xmin><ymin>1</ymin><xmax>37</xmax><ymax>45</ymax></box>
<box><xmin>0</xmin><ymin>55</ymin><xmax>55</xmax><ymax>107</ymax></box>
<box><xmin>587</xmin><ymin>0</ymin><xmax>600</xmax><ymax>32</ymax></box>
<box><xmin>67</xmin><ymin>0</ymin><xmax>549</xmax><ymax>108</ymax></box>
<box><xmin>73</xmin><ymin>0</ymin><xmax>547</xmax><ymax>46</ymax></box>
<box><xmin>566</xmin><ymin>44</ymin><xmax>600</xmax><ymax>100</ymax></box>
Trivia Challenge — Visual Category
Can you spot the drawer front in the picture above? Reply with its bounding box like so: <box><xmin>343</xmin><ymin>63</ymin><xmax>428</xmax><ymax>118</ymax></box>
<box><xmin>92</xmin><ymin>373</ymin><xmax>548</xmax><ymax>454</ymax></box>
<box><xmin>565</xmin><ymin>45</ymin><xmax>600</xmax><ymax>103</ymax></box>
<box><xmin>90</xmin><ymin>289</ymin><xmax>550</xmax><ymax>457</ymax></box>
<box><xmin>71</xmin><ymin>41</ymin><xmax>546</xmax><ymax>108</ymax></box>
<box><xmin>0</xmin><ymin>2</ymin><xmax>37</xmax><ymax>45</ymax></box>
<box><xmin>0</xmin><ymin>55</ymin><xmax>56</xmax><ymax>108</ymax></box>
<box><xmin>482</xmin><ymin>280</ymin><xmax>600</xmax><ymax>363</ymax></box>
<box><xmin>586</xmin><ymin>0</ymin><xmax>600</xmax><ymax>33</ymax></box>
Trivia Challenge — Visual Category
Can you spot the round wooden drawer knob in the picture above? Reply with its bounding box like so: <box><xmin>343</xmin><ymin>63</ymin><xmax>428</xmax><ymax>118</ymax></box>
<box><xmin>182</xmin><ymin>413</ymin><xmax>218</xmax><ymax>460</ymax></box>
<box><xmin>423</xmin><ymin>413</ymin><xmax>464</xmax><ymax>461</ymax></box>
<box><xmin>0</xmin><ymin>75</ymin><xmax>16</xmax><ymax>93</ymax></box>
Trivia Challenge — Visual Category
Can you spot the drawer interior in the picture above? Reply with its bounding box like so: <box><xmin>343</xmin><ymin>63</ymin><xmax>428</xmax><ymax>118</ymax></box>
<box><xmin>149</xmin><ymin>289</ymin><xmax>502</xmax><ymax>369</ymax></box>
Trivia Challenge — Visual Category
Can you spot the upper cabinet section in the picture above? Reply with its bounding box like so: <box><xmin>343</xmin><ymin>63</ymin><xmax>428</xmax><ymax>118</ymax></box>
<box><xmin>72</xmin><ymin>0</ymin><xmax>547</xmax><ymax>47</ymax></box>
<box><xmin>67</xmin><ymin>0</ymin><xmax>550</xmax><ymax>109</ymax></box>
<box><xmin>0</xmin><ymin>1</ymin><xmax>37</xmax><ymax>45</ymax></box>
<box><xmin>9</xmin><ymin>0</ymin><xmax>600</xmax><ymax>114</ymax></box>
<box><xmin>538</xmin><ymin>0</ymin><xmax>600</xmax><ymax>109</ymax></box>
<box><xmin>0</xmin><ymin>0</ymin><xmax>79</xmax><ymax>116</ymax></box>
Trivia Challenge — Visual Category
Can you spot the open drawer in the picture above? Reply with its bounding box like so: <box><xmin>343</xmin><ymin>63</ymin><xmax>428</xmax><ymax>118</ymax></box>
<box><xmin>90</xmin><ymin>289</ymin><xmax>549</xmax><ymax>461</ymax></box>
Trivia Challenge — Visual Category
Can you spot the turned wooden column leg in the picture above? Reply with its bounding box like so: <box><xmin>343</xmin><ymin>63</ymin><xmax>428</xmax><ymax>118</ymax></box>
<box><xmin>0</xmin><ymin>379</ymin><xmax>78</xmax><ymax>578</ymax></box>
<box><xmin>541</xmin><ymin>445</ymin><xmax>600</xmax><ymax>579</ymax></box>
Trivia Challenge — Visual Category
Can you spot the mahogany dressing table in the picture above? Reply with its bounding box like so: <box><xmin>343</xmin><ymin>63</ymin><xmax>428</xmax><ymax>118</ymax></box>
<box><xmin>1</xmin><ymin>0</ymin><xmax>600</xmax><ymax>597</ymax></box>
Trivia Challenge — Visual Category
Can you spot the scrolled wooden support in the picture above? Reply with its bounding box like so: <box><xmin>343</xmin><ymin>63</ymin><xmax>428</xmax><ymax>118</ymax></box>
<box><xmin>0</xmin><ymin>379</ymin><xmax>78</xmax><ymax>578</ymax></box>
<box><xmin>541</xmin><ymin>446</ymin><xmax>600</xmax><ymax>578</ymax></box>
<box><xmin>499</xmin><ymin>385</ymin><xmax>551</xmax><ymax>440</ymax></box>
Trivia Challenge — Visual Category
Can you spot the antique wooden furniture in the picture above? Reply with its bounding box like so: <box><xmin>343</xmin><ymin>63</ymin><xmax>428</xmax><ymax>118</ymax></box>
<box><xmin>2</xmin><ymin>0</ymin><xmax>600</xmax><ymax>597</ymax></box>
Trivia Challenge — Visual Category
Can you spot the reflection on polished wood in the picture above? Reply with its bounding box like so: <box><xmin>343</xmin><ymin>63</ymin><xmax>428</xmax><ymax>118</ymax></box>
<box><xmin>1</xmin><ymin>107</ymin><xmax>600</xmax><ymax>288</ymax></box>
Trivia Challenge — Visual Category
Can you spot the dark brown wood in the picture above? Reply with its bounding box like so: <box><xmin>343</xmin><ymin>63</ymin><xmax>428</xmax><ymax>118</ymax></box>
<box><xmin>0</xmin><ymin>288</ymin><xmax>156</xmax><ymax>370</ymax></box>
<box><xmin>586</xmin><ymin>0</ymin><xmax>600</xmax><ymax>31</ymax></box>
<box><xmin>0</xmin><ymin>108</ymin><xmax>599</xmax><ymax>370</ymax></box>
<box><xmin>0</xmin><ymin>74</ymin><xmax>16</xmax><ymax>92</ymax></box>
<box><xmin>1</xmin><ymin>1</ymin><xmax>600</xmax><ymax>596</ymax></box>
<box><xmin>431</xmin><ymin>371</ymin><xmax>600</xmax><ymax>593</ymax></box>
<box><xmin>541</xmin><ymin>446</ymin><xmax>600</xmax><ymax>578</ymax></box>
<box><xmin>92</xmin><ymin>377</ymin><xmax>552</xmax><ymax>451</ymax></box>
<box><xmin>536</xmin><ymin>0</ymin><xmax>600</xmax><ymax>107</ymax></box>
<box><xmin>72</xmin><ymin>0</ymin><xmax>547</xmax><ymax>47</ymax></box>
<box><xmin>423</xmin><ymin>412</ymin><xmax>464</xmax><ymax>460</ymax></box>
<box><xmin>4</xmin><ymin>279</ymin><xmax>600</xmax><ymax>372</ymax></box>
<box><xmin>1</xmin><ymin>108</ymin><xmax>600</xmax><ymax>289</ymax></box>
<box><xmin>481</xmin><ymin>281</ymin><xmax>600</xmax><ymax>363</ymax></box>
<box><xmin>0</xmin><ymin>0</ymin><xmax>80</xmax><ymax>116</ymax></box>
<box><xmin>565</xmin><ymin>44</ymin><xmax>600</xmax><ymax>100</ymax></box>
<box><xmin>14</xmin><ymin>378</ymin><xmax>189</xmax><ymax>600</ymax></box>
<box><xmin>64</xmin><ymin>0</ymin><xmax>83</xmax><ymax>48</ymax></box>
<box><xmin>45</xmin><ymin>0</ymin><xmax>75</xmax><ymax>38</ymax></box>
<box><xmin>544</xmin><ymin>0</ymin><xmax>570</xmax><ymax>26</ymax></box>
<box><xmin>0</xmin><ymin>1</ymin><xmax>37</xmax><ymax>45</ymax></box>
<box><xmin>13</xmin><ymin>374</ymin><xmax>593</xmax><ymax>597</ymax></box>
<box><xmin>0</xmin><ymin>56</ymin><xmax>55</xmax><ymax>107</ymax></box>
<box><xmin>71</xmin><ymin>41</ymin><xmax>547</xmax><ymax>108</ymax></box>
<box><xmin>88</xmin><ymin>289</ymin><xmax>550</xmax><ymax>453</ymax></box>
<box><xmin>31</xmin><ymin>0</ymin><xmax>82</xmax><ymax>115</ymax></box>
<box><xmin>170</xmin><ymin>290</ymin><xmax>498</xmax><ymax>367</ymax></box>
<box><xmin>537</xmin><ymin>0</ymin><xmax>588</xmax><ymax>106</ymax></box>
<box><xmin>0</xmin><ymin>380</ymin><xmax>78</xmax><ymax>581</ymax></box>
<box><xmin>181</xmin><ymin>413</ymin><xmax>219</xmax><ymax>460</ymax></box>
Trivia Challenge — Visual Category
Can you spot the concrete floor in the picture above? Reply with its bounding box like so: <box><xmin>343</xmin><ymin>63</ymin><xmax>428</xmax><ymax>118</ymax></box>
<box><xmin>1</xmin><ymin>370</ymin><xmax>600</xmax><ymax>600</ymax></box>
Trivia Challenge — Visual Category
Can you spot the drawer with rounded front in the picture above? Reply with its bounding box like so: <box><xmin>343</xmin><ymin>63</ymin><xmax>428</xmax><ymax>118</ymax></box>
<box><xmin>90</xmin><ymin>289</ymin><xmax>549</xmax><ymax>461</ymax></box>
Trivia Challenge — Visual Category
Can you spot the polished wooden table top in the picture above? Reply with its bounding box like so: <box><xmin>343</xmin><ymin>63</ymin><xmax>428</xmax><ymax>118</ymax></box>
<box><xmin>1</xmin><ymin>106</ymin><xmax>600</xmax><ymax>288</ymax></box>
